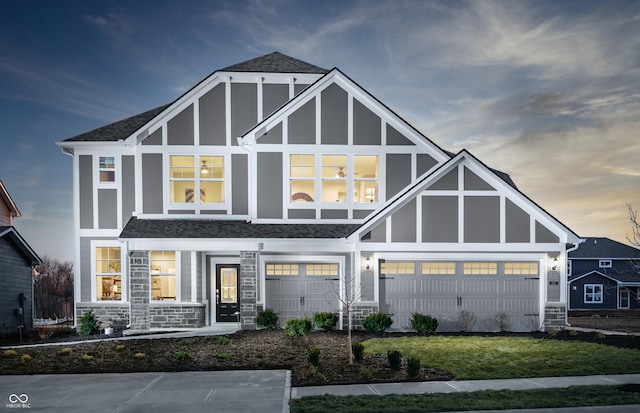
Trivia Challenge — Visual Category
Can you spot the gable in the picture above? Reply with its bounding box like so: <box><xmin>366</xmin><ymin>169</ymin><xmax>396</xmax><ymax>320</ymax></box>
<box><xmin>0</xmin><ymin>227</ymin><xmax>42</xmax><ymax>266</ymax></box>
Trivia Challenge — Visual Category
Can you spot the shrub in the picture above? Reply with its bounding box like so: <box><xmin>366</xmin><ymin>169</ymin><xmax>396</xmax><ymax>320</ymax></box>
<box><xmin>216</xmin><ymin>353</ymin><xmax>233</xmax><ymax>359</ymax></box>
<box><xmin>78</xmin><ymin>310</ymin><xmax>101</xmax><ymax>336</ymax></box>
<box><xmin>134</xmin><ymin>353</ymin><xmax>145</xmax><ymax>359</ymax></box>
<box><xmin>387</xmin><ymin>350</ymin><xmax>402</xmax><ymax>370</ymax></box>
<box><xmin>177</xmin><ymin>339</ymin><xmax>190</xmax><ymax>346</ymax></box>
<box><xmin>598</xmin><ymin>332</ymin><xmax>606</xmax><ymax>339</ymax></box>
<box><xmin>175</xmin><ymin>351</ymin><xmax>189</xmax><ymax>361</ymax></box>
<box><xmin>307</xmin><ymin>347</ymin><xmax>321</xmax><ymax>367</ymax></box>
<box><xmin>362</xmin><ymin>312</ymin><xmax>393</xmax><ymax>334</ymax></box>
<box><xmin>313</xmin><ymin>312</ymin><xmax>339</xmax><ymax>331</ymax></box>
<box><xmin>81</xmin><ymin>354</ymin><xmax>93</xmax><ymax>361</ymax></box>
<box><xmin>495</xmin><ymin>312</ymin><xmax>509</xmax><ymax>332</ymax></box>
<box><xmin>570</xmin><ymin>329</ymin><xmax>579</xmax><ymax>336</ymax></box>
<box><xmin>285</xmin><ymin>317</ymin><xmax>313</xmax><ymax>337</ymax></box>
<box><xmin>411</xmin><ymin>313</ymin><xmax>438</xmax><ymax>334</ymax></box>
<box><xmin>4</xmin><ymin>349</ymin><xmax>18</xmax><ymax>357</ymax></box>
<box><xmin>308</xmin><ymin>365</ymin><xmax>326</xmax><ymax>382</ymax></box>
<box><xmin>218</xmin><ymin>336</ymin><xmax>231</xmax><ymax>346</ymax></box>
<box><xmin>352</xmin><ymin>342</ymin><xmax>365</xmax><ymax>362</ymax></box>
<box><xmin>60</xmin><ymin>347</ymin><xmax>72</xmax><ymax>354</ymax></box>
<box><xmin>359</xmin><ymin>367</ymin><xmax>372</xmax><ymax>380</ymax></box>
<box><xmin>406</xmin><ymin>357</ymin><xmax>421</xmax><ymax>377</ymax></box>
<box><xmin>116</xmin><ymin>344</ymin><xmax>125</xmax><ymax>351</ymax></box>
<box><xmin>257</xmin><ymin>308</ymin><xmax>279</xmax><ymax>330</ymax></box>
<box><xmin>457</xmin><ymin>310</ymin><xmax>476</xmax><ymax>332</ymax></box>
<box><xmin>21</xmin><ymin>354</ymin><xmax>32</xmax><ymax>363</ymax></box>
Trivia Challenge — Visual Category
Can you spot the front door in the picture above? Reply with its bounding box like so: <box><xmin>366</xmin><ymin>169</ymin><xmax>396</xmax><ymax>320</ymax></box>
<box><xmin>619</xmin><ymin>288</ymin><xmax>630</xmax><ymax>309</ymax></box>
<box><xmin>216</xmin><ymin>264</ymin><xmax>240</xmax><ymax>322</ymax></box>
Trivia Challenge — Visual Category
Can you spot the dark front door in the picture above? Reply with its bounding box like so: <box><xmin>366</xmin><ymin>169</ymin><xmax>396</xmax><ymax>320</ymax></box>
<box><xmin>216</xmin><ymin>264</ymin><xmax>240</xmax><ymax>323</ymax></box>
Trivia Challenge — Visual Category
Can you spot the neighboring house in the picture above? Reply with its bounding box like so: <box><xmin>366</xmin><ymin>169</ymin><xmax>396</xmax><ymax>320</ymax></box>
<box><xmin>57</xmin><ymin>52</ymin><xmax>581</xmax><ymax>333</ymax></box>
<box><xmin>568</xmin><ymin>237</ymin><xmax>640</xmax><ymax>310</ymax></box>
<box><xmin>0</xmin><ymin>180</ymin><xmax>42</xmax><ymax>334</ymax></box>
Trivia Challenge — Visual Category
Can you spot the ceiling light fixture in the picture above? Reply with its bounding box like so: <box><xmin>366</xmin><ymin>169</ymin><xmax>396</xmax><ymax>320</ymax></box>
<box><xmin>335</xmin><ymin>167</ymin><xmax>346</xmax><ymax>178</ymax></box>
<box><xmin>200</xmin><ymin>160</ymin><xmax>209</xmax><ymax>174</ymax></box>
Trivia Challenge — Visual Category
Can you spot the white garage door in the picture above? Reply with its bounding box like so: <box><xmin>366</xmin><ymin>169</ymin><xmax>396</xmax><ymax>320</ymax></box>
<box><xmin>379</xmin><ymin>261</ymin><xmax>539</xmax><ymax>332</ymax></box>
<box><xmin>265</xmin><ymin>263</ymin><xmax>340</xmax><ymax>325</ymax></box>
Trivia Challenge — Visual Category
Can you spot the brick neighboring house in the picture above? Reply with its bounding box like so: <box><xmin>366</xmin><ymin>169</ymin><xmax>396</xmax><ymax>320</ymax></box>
<box><xmin>57</xmin><ymin>52</ymin><xmax>581</xmax><ymax>334</ymax></box>
<box><xmin>0</xmin><ymin>180</ymin><xmax>42</xmax><ymax>334</ymax></box>
<box><xmin>568</xmin><ymin>237</ymin><xmax>640</xmax><ymax>310</ymax></box>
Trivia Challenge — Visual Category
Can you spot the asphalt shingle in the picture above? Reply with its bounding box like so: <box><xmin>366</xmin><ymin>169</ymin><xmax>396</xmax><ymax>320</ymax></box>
<box><xmin>221</xmin><ymin>51</ymin><xmax>329</xmax><ymax>74</ymax></box>
<box><xmin>569</xmin><ymin>237</ymin><xmax>640</xmax><ymax>259</ymax></box>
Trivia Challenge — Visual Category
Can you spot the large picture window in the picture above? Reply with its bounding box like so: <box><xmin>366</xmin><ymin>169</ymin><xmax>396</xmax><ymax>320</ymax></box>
<box><xmin>169</xmin><ymin>155</ymin><xmax>224</xmax><ymax>204</ymax></box>
<box><xmin>150</xmin><ymin>251</ymin><xmax>177</xmax><ymax>301</ymax></box>
<box><xmin>585</xmin><ymin>284</ymin><xmax>603</xmax><ymax>303</ymax></box>
<box><xmin>96</xmin><ymin>246</ymin><xmax>122</xmax><ymax>301</ymax></box>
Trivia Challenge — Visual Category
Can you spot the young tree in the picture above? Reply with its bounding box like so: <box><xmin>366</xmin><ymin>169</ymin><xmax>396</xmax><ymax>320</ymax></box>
<box><xmin>627</xmin><ymin>203</ymin><xmax>640</xmax><ymax>273</ymax></box>
<box><xmin>34</xmin><ymin>256</ymin><xmax>74</xmax><ymax>319</ymax></box>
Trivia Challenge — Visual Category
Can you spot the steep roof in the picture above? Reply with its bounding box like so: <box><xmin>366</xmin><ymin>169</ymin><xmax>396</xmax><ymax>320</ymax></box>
<box><xmin>64</xmin><ymin>104</ymin><xmax>170</xmax><ymax>142</ymax></box>
<box><xmin>569</xmin><ymin>237</ymin><xmax>640</xmax><ymax>259</ymax></box>
<box><xmin>0</xmin><ymin>226</ymin><xmax>42</xmax><ymax>265</ymax></box>
<box><xmin>0</xmin><ymin>180</ymin><xmax>21</xmax><ymax>219</ymax></box>
<box><xmin>120</xmin><ymin>217</ymin><xmax>360</xmax><ymax>239</ymax></box>
<box><xmin>221</xmin><ymin>51</ymin><xmax>329</xmax><ymax>74</ymax></box>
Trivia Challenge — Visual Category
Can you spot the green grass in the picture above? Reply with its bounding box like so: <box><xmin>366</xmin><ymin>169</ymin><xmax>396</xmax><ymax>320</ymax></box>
<box><xmin>290</xmin><ymin>385</ymin><xmax>640</xmax><ymax>413</ymax></box>
<box><xmin>363</xmin><ymin>336</ymin><xmax>640</xmax><ymax>380</ymax></box>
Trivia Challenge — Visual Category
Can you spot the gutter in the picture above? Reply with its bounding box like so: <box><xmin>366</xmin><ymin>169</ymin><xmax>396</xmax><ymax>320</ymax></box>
<box><xmin>565</xmin><ymin>239</ymin><xmax>585</xmax><ymax>324</ymax></box>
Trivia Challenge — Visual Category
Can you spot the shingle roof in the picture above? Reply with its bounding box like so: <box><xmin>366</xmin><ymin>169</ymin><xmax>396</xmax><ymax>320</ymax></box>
<box><xmin>63</xmin><ymin>104</ymin><xmax>170</xmax><ymax>142</ymax></box>
<box><xmin>569</xmin><ymin>269</ymin><xmax>640</xmax><ymax>284</ymax></box>
<box><xmin>120</xmin><ymin>217</ymin><xmax>360</xmax><ymax>239</ymax></box>
<box><xmin>221</xmin><ymin>52</ymin><xmax>329</xmax><ymax>74</ymax></box>
<box><xmin>569</xmin><ymin>237</ymin><xmax>640</xmax><ymax>259</ymax></box>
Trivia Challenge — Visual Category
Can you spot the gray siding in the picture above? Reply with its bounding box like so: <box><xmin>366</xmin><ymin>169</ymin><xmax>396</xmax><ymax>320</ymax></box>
<box><xmin>80</xmin><ymin>237</ymin><xmax>92</xmax><ymax>302</ymax></box>
<box><xmin>142</xmin><ymin>129</ymin><xmax>162</xmax><ymax>145</ymax></box>
<box><xmin>506</xmin><ymin>199</ymin><xmax>530</xmax><ymax>243</ymax></box>
<box><xmin>199</xmin><ymin>84</ymin><xmax>226</xmax><ymax>146</ymax></box>
<box><xmin>536</xmin><ymin>221</ymin><xmax>560</xmax><ymax>243</ymax></box>
<box><xmin>167</xmin><ymin>104</ymin><xmax>194</xmax><ymax>145</ymax></box>
<box><xmin>259</xmin><ymin>122</ymin><xmax>282</xmax><ymax>144</ymax></box>
<box><xmin>353</xmin><ymin>98</ymin><xmax>381</xmax><ymax>145</ymax></box>
<box><xmin>386</xmin><ymin>154</ymin><xmax>412</xmax><ymax>198</ymax></box>
<box><xmin>321</xmin><ymin>84</ymin><xmax>347</xmax><ymax>144</ymax></box>
<box><xmin>231</xmin><ymin>83</ymin><xmax>257</xmax><ymax>143</ymax></box>
<box><xmin>363</xmin><ymin>221</ymin><xmax>386</xmax><ymax>242</ymax></box>
<box><xmin>391</xmin><ymin>200</ymin><xmax>416</xmax><ymax>242</ymax></box>
<box><xmin>263</xmin><ymin>84</ymin><xmax>289</xmax><ymax>116</ymax></box>
<box><xmin>464</xmin><ymin>167</ymin><xmax>494</xmax><ymax>190</ymax></box>
<box><xmin>181</xmin><ymin>251</ymin><xmax>191</xmax><ymax>302</ymax></box>
<box><xmin>464</xmin><ymin>196</ymin><xmax>500</xmax><ymax>243</ymax></box>
<box><xmin>257</xmin><ymin>152</ymin><xmax>283</xmax><ymax>218</ymax></box>
<box><xmin>321</xmin><ymin>209</ymin><xmax>347</xmax><ymax>219</ymax></box>
<box><xmin>387</xmin><ymin>124</ymin><xmax>415</xmax><ymax>145</ymax></box>
<box><xmin>142</xmin><ymin>154</ymin><xmax>163</xmax><ymax>214</ymax></box>
<box><xmin>232</xmin><ymin>154</ymin><xmax>249</xmax><ymax>215</ymax></box>
<box><xmin>288</xmin><ymin>99</ymin><xmax>315</xmax><ymax>144</ymax></box>
<box><xmin>79</xmin><ymin>155</ymin><xmax>93</xmax><ymax>229</ymax></box>
<box><xmin>98</xmin><ymin>189</ymin><xmax>118</xmax><ymax>229</ymax></box>
<box><xmin>294</xmin><ymin>83</ymin><xmax>309</xmax><ymax>95</ymax></box>
<box><xmin>0</xmin><ymin>236</ymin><xmax>33</xmax><ymax>331</ymax></box>
<box><xmin>427</xmin><ymin>168</ymin><xmax>458</xmax><ymax>190</ymax></box>
<box><xmin>353</xmin><ymin>210</ymin><xmax>374</xmax><ymax>219</ymax></box>
<box><xmin>122</xmin><ymin>155</ymin><xmax>136</xmax><ymax>227</ymax></box>
<box><xmin>422</xmin><ymin>196</ymin><xmax>458</xmax><ymax>242</ymax></box>
<box><xmin>289</xmin><ymin>209</ymin><xmax>315</xmax><ymax>219</ymax></box>
<box><xmin>417</xmin><ymin>154</ymin><xmax>437</xmax><ymax>176</ymax></box>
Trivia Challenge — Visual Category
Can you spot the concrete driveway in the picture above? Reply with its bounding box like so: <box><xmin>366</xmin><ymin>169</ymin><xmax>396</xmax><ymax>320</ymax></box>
<box><xmin>0</xmin><ymin>370</ymin><xmax>290</xmax><ymax>413</ymax></box>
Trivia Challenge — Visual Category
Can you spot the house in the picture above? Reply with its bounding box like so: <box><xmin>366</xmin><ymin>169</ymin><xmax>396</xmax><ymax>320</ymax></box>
<box><xmin>0</xmin><ymin>180</ymin><xmax>42</xmax><ymax>334</ymax></box>
<box><xmin>56</xmin><ymin>52</ymin><xmax>581</xmax><ymax>333</ymax></box>
<box><xmin>568</xmin><ymin>237</ymin><xmax>640</xmax><ymax>310</ymax></box>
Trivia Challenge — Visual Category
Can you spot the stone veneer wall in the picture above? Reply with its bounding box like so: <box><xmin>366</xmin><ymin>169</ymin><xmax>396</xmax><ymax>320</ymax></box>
<box><xmin>239</xmin><ymin>251</ymin><xmax>258</xmax><ymax>330</ymax></box>
<box><xmin>76</xmin><ymin>304</ymin><xmax>129</xmax><ymax>327</ymax></box>
<box><xmin>149</xmin><ymin>304</ymin><xmax>206</xmax><ymax>328</ymax></box>
<box><xmin>544</xmin><ymin>303</ymin><xmax>566</xmax><ymax>331</ymax></box>
<box><xmin>129</xmin><ymin>251</ymin><xmax>150</xmax><ymax>331</ymax></box>
<box><xmin>346</xmin><ymin>304</ymin><xmax>379</xmax><ymax>330</ymax></box>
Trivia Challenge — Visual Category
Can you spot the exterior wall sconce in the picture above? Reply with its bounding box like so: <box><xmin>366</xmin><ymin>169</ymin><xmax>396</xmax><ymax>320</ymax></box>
<box><xmin>551</xmin><ymin>257</ymin><xmax>558</xmax><ymax>271</ymax></box>
<box><xmin>364</xmin><ymin>256</ymin><xmax>371</xmax><ymax>271</ymax></box>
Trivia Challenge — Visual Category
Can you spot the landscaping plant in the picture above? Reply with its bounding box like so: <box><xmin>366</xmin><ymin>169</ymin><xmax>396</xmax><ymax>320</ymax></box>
<box><xmin>78</xmin><ymin>310</ymin><xmax>101</xmax><ymax>336</ymax></box>
<box><xmin>307</xmin><ymin>347</ymin><xmax>321</xmax><ymax>367</ymax></box>
<box><xmin>313</xmin><ymin>312</ymin><xmax>339</xmax><ymax>331</ymax></box>
<box><xmin>410</xmin><ymin>313</ymin><xmax>438</xmax><ymax>334</ymax></box>
<box><xmin>285</xmin><ymin>317</ymin><xmax>313</xmax><ymax>336</ymax></box>
<box><xmin>256</xmin><ymin>308</ymin><xmax>279</xmax><ymax>329</ymax></box>
<box><xmin>352</xmin><ymin>342</ymin><xmax>365</xmax><ymax>362</ymax></box>
<box><xmin>387</xmin><ymin>350</ymin><xmax>402</xmax><ymax>370</ymax></box>
<box><xmin>406</xmin><ymin>357</ymin><xmax>421</xmax><ymax>377</ymax></box>
<box><xmin>362</xmin><ymin>312</ymin><xmax>393</xmax><ymax>334</ymax></box>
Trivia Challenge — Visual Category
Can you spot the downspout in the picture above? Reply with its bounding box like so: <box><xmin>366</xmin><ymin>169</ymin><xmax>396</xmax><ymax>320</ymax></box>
<box><xmin>565</xmin><ymin>239</ymin><xmax>585</xmax><ymax>327</ymax></box>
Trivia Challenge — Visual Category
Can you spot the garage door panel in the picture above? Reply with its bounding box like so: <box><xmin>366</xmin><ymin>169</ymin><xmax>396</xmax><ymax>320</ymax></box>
<box><xmin>462</xmin><ymin>297</ymin><xmax>498</xmax><ymax>314</ymax></box>
<box><xmin>460</xmin><ymin>279</ymin><xmax>498</xmax><ymax>294</ymax></box>
<box><xmin>503</xmin><ymin>279</ymin><xmax>537</xmax><ymax>294</ymax></box>
<box><xmin>503</xmin><ymin>298</ymin><xmax>537</xmax><ymax>313</ymax></box>
<box><xmin>417</xmin><ymin>297</ymin><xmax>457</xmax><ymax>313</ymax></box>
<box><xmin>419</xmin><ymin>279</ymin><xmax>456</xmax><ymax>294</ymax></box>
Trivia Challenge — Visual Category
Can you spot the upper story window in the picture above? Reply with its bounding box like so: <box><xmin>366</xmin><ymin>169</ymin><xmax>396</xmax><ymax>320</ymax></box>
<box><xmin>599</xmin><ymin>260</ymin><xmax>612</xmax><ymax>268</ymax></box>
<box><xmin>95</xmin><ymin>246</ymin><xmax>122</xmax><ymax>301</ymax></box>
<box><xmin>169</xmin><ymin>155</ymin><xmax>225</xmax><ymax>204</ymax></box>
<box><xmin>98</xmin><ymin>156</ymin><xmax>116</xmax><ymax>184</ymax></box>
<box><xmin>150</xmin><ymin>251</ymin><xmax>177</xmax><ymax>301</ymax></box>
<box><xmin>289</xmin><ymin>154</ymin><xmax>379</xmax><ymax>204</ymax></box>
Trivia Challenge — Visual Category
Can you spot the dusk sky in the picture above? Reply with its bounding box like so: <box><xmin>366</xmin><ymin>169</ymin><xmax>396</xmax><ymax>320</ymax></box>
<box><xmin>1</xmin><ymin>0</ymin><xmax>638</xmax><ymax>262</ymax></box>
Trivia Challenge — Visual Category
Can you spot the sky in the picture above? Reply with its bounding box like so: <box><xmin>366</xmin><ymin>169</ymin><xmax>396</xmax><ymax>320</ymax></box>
<box><xmin>1</xmin><ymin>0</ymin><xmax>639</xmax><ymax>262</ymax></box>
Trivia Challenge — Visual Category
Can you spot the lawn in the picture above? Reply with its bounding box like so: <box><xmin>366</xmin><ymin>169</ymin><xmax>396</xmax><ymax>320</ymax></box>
<box><xmin>363</xmin><ymin>335</ymin><xmax>640</xmax><ymax>380</ymax></box>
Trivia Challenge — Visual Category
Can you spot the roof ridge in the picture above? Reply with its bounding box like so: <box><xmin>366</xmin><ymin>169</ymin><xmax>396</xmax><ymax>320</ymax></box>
<box><xmin>221</xmin><ymin>51</ymin><xmax>329</xmax><ymax>74</ymax></box>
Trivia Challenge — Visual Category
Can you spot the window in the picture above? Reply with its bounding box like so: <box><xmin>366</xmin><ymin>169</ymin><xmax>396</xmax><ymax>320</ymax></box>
<box><xmin>504</xmin><ymin>262</ymin><xmax>539</xmax><ymax>275</ymax></box>
<box><xmin>169</xmin><ymin>155</ymin><xmax>224</xmax><ymax>204</ymax></box>
<box><xmin>380</xmin><ymin>261</ymin><xmax>415</xmax><ymax>275</ymax></box>
<box><xmin>463</xmin><ymin>262</ymin><xmax>498</xmax><ymax>275</ymax></box>
<box><xmin>290</xmin><ymin>154</ymin><xmax>315</xmax><ymax>202</ymax></box>
<box><xmin>585</xmin><ymin>284</ymin><xmax>603</xmax><ymax>303</ymax></box>
<box><xmin>306</xmin><ymin>263</ymin><xmax>339</xmax><ymax>276</ymax></box>
<box><xmin>322</xmin><ymin>155</ymin><xmax>347</xmax><ymax>202</ymax></box>
<box><xmin>599</xmin><ymin>260</ymin><xmax>612</xmax><ymax>268</ymax></box>
<box><xmin>150</xmin><ymin>251</ymin><xmax>177</xmax><ymax>301</ymax></box>
<box><xmin>266</xmin><ymin>264</ymin><xmax>299</xmax><ymax>276</ymax></box>
<box><xmin>422</xmin><ymin>262</ymin><xmax>456</xmax><ymax>275</ymax></box>
<box><xmin>354</xmin><ymin>155</ymin><xmax>379</xmax><ymax>203</ymax></box>
<box><xmin>96</xmin><ymin>247</ymin><xmax>121</xmax><ymax>301</ymax></box>
<box><xmin>98</xmin><ymin>156</ymin><xmax>116</xmax><ymax>184</ymax></box>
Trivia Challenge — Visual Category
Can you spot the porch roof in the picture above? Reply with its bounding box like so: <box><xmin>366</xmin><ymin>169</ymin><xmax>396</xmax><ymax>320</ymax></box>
<box><xmin>120</xmin><ymin>217</ymin><xmax>361</xmax><ymax>239</ymax></box>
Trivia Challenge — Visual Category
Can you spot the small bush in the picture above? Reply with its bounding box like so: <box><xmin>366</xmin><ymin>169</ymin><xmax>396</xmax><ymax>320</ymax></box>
<box><xmin>359</xmin><ymin>367</ymin><xmax>372</xmax><ymax>380</ymax></box>
<box><xmin>457</xmin><ymin>310</ymin><xmax>476</xmax><ymax>332</ymax></box>
<box><xmin>495</xmin><ymin>312</ymin><xmax>509</xmax><ymax>332</ymax></box>
<box><xmin>362</xmin><ymin>312</ymin><xmax>393</xmax><ymax>334</ymax></box>
<box><xmin>313</xmin><ymin>312</ymin><xmax>339</xmax><ymax>331</ymax></box>
<box><xmin>218</xmin><ymin>336</ymin><xmax>231</xmax><ymax>346</ymax></box>
<box><xmin>598</xmin><ymin>332</ymin><xmax>606</xmax><ymax>339</ymax></box>
<box><xmin>177</xmin><ymin>339</ymin><xmax>190</xmax><ymax>346</ymax></box>
<box><xmin>134</xmin><ymin>353</ymin><xmax>146</xmax><ymax>359</ymax></box>
<box><xmin>308</xmin><ymin>347</ymin><xmax>321</xmax><ymax>367</ymax></box>
<box><xmin>116</xmin><ymin>344</ymin><xmax>125</xmax><ymax>350</ymax></box>
<box><xmin>406</xmin><ymin>357</ymin><xmax>421</xmax><ymax>377</ymax></box>
<box><xmin>21</xmin><ymin>354</ymin><xmax>32</xmax><ymax>363</ymax></box>
<box><xmin>352</xmin><ymin>342</ymin><xmax>365</xmax><ymax>362</ymax></box>
<box><xmin>387</xmin><ymin>350</ymin><xmax>402</xmax><ymax>370</ymax></box>
<box><xmin>411</xmin><ymin>313</ymin><xmax>438</xmax><ymax>334</ymax></box>
<box><xmin>60</xmin><ymin>347</ymin><xmax>72</xmax><ymax>354</ymax></box>
<box><xmin>257</xmin><ymin>308</ymin><xmax>279</xmax><ymax>330</ymax></box>
<box><xmin>308</xmin><ymin>365</ymin><xmax>326</xmax><ymax>382</ymax></box>
<box><xmin>81</xmin><ymin>354</ymin><xmax>93</xmax><ymax>361</ymax></box>
<box><xmin>78</xmin><ymin>310</ymin><xmax>101</xmax><ymax>336</ymax></box>
<box><xmin>175</xmin><ymin>351</ymin><xmax>189</xmax><ymax>361</ymax></box>
<box><xmin>570</xmin><ymin>330</ymin><xmax>579</xmax><ymax>336</ymax></box>
<box><xmin>285</xmin><ymin>317</ymin><xmax>313</xmax><ymax>337</ymax></box>
<box><xmin>4</xmin><ymin>349</ymin><xmax>18</xmax><ymax>357</ymax></box>
<box><xmin>548</xmin><ymin>329</ymin><xmax>559</xmax><ymax>337</ymax></box>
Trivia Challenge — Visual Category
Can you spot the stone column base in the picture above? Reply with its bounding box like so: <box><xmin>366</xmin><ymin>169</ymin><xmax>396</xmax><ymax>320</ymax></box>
<box><xmin>544</xmin><ymin>303</ymin><xmax>567</xmax><ymax>331</ymax></box>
